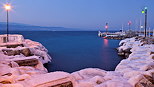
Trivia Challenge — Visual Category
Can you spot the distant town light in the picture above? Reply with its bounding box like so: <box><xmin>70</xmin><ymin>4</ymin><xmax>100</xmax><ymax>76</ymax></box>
<box><xmin>4</xmin><ymin>4</ymin><xmax>11</xmax><ymax>11</ymax></box>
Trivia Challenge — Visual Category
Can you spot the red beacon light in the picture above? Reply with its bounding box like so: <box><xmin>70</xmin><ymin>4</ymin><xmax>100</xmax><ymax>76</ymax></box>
<box><xmin>105</xmin><ymin>25</ymin><xmax>108</xmax><ymax>29</ymax></box>
<box><xmin>128</xmin><ymin>21</ymin><xmax>132</xmax><ymax>25</ymax></box>
<box><xmin>105</xmin><ymin>23</ymin><xmax>108</xmax><ymax>29</ymax></box>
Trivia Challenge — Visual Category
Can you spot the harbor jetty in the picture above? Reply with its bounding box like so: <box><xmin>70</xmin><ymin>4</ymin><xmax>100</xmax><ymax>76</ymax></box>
<box><xmin>0</xmin><ymin>34</ymin><xmax>153</xmax><ymax>87</ymax></box>
<box><xmin>117</xmin><ymin>36</ymin><xmax>154</xmax><ymax>58</ymax></box>
<box><xmin>98</xmin><ymin>30</ymin><xmax>138</xmax><ymax>40</ymax></box>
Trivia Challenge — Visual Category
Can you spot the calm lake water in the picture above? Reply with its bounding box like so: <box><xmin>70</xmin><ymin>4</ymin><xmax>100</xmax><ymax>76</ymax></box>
<box><xmin>2</xmin><ymin>31</ymin><xmax>122</xmax><ymax>73</ymax></box>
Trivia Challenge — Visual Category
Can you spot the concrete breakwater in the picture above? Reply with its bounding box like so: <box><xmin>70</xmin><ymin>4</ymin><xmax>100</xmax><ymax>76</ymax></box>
<box><xmin>0</xmin><ymin>34</ymin><xmax>153</xmax><ymax>87</ymax></box>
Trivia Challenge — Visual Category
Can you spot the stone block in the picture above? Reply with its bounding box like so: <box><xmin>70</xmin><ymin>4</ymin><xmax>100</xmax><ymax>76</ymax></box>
<box><xmin>20</xmin><ymin>48</ymin><xmax>32</xmax><ymax>57</ymax></box>
<box><xmin>135</xmin><ymin>75</ymin><xmax>154</xmax><ymax>87</ymax></box>
<box><xmin>2</xmin><ymin>49</ymin><xmax>20</xmax><ymax>56</ymax></box>
<box><xmin>2</xmin><ymin>48</ymin><xmax>32</xmax><ymax>57</ymax></box>
<box><xmin>25</xmin><ymin>72</ymin><xmax>75</xmax><ymax>87</ymax></box>
<box><xmin>14</xmin><ymin>58</ymin><xmax>38</xmax><ymax>67</ymax></box>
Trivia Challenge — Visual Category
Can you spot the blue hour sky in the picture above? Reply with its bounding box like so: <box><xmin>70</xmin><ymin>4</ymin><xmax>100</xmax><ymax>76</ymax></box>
<box><xmin>0</xmin><ymin>0</ymin><xmax>154</xmax><ymax>30</ymax></box>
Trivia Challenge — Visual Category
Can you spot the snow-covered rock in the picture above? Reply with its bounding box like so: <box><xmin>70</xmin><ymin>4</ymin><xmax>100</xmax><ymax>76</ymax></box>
<box><xmin>1</xmin><ymin>35</ymin><xmax>154</xmax><ymax>87</ymax></box>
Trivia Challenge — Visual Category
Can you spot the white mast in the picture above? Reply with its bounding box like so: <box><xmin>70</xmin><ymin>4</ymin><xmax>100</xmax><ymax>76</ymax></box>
<box><xmin>139</xmin><ymin>19</ymin><xmax>142</xmax><ymax>34</ymax></box>
<box><xmin>122</xmin><ymin>24</ymin><xmax>124</xmax><ymax>32</ymax></box>
<box><xmin>148</xmin><ymin>27</ymin><xmax>150</xmax><ymax>37</ymax></box>
<box><xmin>135</xmin><ymin>19</ymin><xmax>138</xmax><ymax>32</ymax></box>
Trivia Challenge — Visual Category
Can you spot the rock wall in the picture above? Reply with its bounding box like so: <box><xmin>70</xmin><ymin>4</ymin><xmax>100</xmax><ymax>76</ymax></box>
<box><xmin>0</xmin><ymin>37</ymin><xmax>52</xmax><ymax>87</ymax></box>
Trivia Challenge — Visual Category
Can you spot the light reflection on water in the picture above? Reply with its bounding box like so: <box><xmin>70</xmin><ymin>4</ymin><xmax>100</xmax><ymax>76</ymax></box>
<box><xmin>103</xmin><ymin>39</ymin><xmax>109</xmax><ymax>46</ymax></box>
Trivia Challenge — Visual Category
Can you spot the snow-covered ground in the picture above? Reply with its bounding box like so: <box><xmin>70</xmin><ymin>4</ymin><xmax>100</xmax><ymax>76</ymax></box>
<box><xmin>0</xmin><ymin>35</ymin><xmax>153</xmax><ymax>87</ymax></box>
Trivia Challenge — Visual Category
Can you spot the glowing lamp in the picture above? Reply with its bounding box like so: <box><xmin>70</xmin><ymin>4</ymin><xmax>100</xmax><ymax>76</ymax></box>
<box><xmin>105</xmin><ymin>25</ymin><xmax>108</xmax><ymax>29</ymax></box>
<box><xmin>141</xmin><ymin>26</ymin><xmax>144</xmax><ymax>28</ymax></box>
<box><xmin>128</xmin><ymin>21</ymin><xmax>132</xmax><ymax>25</ymax></box>
<box><xmin>4</xmin><ymin>4</ymin><xmax>11</xmax><ymax>11</ymax></box>
<box><xmin>142</xmin><ymin>10</ymin><xmax>145</xmax><ymax>13</ymax></box>
<box><xmin>144</xmin><ymin>7</ymin><xmax>147</xmax><ymax>10</ymax></box>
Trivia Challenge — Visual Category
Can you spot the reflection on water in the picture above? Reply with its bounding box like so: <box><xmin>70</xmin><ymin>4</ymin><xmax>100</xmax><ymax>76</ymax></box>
<box><xmin>103</xmin><ymin>39</ymin><xmax>108</xmax><ymax>46</ymax></box>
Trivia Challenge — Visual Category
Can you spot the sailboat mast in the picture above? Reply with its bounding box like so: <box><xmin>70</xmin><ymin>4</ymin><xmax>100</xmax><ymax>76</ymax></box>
<box><xmin>122</xmin><ymin>24</ymin><xmax>124</xmax><ymax>32</ymax></box>
<box><xmin>148</xmin><ymin>27</ymin><xmax>150</xmax><ymax>37</ymax></box>
<box><xmin>139</xmin><ymin>19</ymin><xmax>142</xmax><ymax>34</ymax></box>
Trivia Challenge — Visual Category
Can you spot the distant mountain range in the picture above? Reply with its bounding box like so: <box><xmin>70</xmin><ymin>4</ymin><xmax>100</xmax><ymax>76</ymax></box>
<box><xmin>0</xmin><ymin>22</ymin><xmax>79</xmax><ymax>31</ymax></box>
<box><xmin>0</xmin><ymin>22</ymin><xmax>121</xmax><ymax>31</ymax></box>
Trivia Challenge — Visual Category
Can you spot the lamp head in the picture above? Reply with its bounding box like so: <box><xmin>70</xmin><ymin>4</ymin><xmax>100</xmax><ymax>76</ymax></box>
<box><xmin>141</xmin><ymin>26</ymin><xmax>144</xmax><ymax>28</ymax></box>
<box><xmin>128</xmin><ymin>21</ymin><xmax>132</xmax><ymax>25</ymax></box>
<box><xmin>105</xmin><ymin>23</ymin><xmax>108</xmax><ymax>29</ymax></box>
<box><xmin>4</xmin><ymin>4</ymin><xmax>11</xmax><ymax>11</ymax></box>
<box><xmin>105</xmin><ymin>25</ymin><xmax>108</xmax><ymax>29</ymax></box>
<box><xmin>142</xmin><ymin>10</ymin><xmax>145</xmax><ymax>13</ymax></box>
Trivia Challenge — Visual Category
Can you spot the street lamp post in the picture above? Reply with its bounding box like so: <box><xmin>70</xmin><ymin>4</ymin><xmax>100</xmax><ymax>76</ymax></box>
<box><xmin>4</xmin><ymin>4</ymin><xmax>11</xmax><ymax>42</ymax></box>
<box><xmin>128</xmin><ymin>21</ymin><xmax>132</xmax><ymax>31</ymax></box>
<box><xmin>105</xmin><ymin>23</ymin><xmax>108</xmax><ymax>34</ymax></box>
<box><xmin>142</xmin><ymin>7</ymin><xmax>148</xmax><ymax>37</ymax></box>
<box><xmin>6</xmin><ymin>9</ymin><xmax>9</xmax><ymax>42</ymax></box>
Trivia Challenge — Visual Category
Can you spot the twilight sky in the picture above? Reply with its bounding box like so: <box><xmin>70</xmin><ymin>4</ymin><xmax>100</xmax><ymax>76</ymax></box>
<box><xmin>0</xmin><ymin>0</ymin><xmax>154</xmax><ymax>30</ymax></box>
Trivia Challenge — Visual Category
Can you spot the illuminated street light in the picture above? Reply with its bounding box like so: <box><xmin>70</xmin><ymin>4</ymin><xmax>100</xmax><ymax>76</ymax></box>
<box><xmin>128</xmin><ymin>21</ymin><xmax>132</xmax><ymax>30</ymax></box>
<box><xmin>4</xmin><ymin>4</ymin><xmax>12</xmax><ymax>42</ymax></box>
<box><xmin>142</xmin><ymin>7</ymin><xmax>148</xmax><ymax>37</ymax></box>
<box><xmin>105</xmin><ymin>23</ymin><xmax>108</xmax><ymax>34</ymax></box>
<box><xmin>4</xmin><ymin>4</ymin><xmax>11</xmax><ymax>10</ymax></box>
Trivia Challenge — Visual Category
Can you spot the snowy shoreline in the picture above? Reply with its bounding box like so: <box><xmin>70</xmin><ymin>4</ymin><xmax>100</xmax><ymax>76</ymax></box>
<box><xmin>0</xmin><ymin>35</ymin><xmax>153</xmax><ymax>87</ymax></box>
